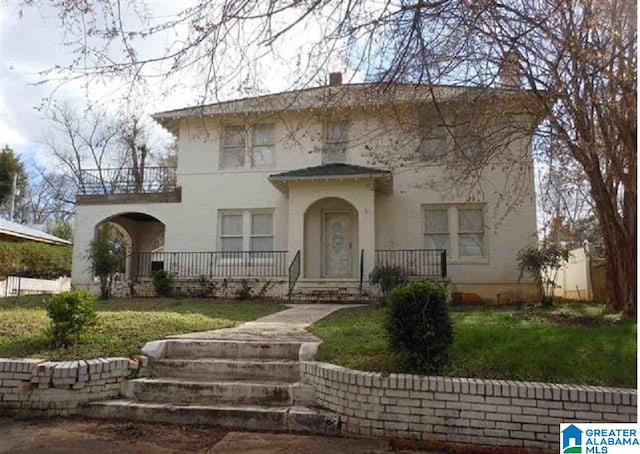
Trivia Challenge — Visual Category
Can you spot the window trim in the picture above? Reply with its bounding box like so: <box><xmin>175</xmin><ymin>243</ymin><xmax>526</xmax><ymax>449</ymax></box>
<box><xmin>219</xmin><ymin>123</ymin><xmax>276</xmax><ymax>170</ymax></box>
<box><xmin>422</xmin><ymin>204</ymin><xmax>488</xmax><ymax>263</ymax></box>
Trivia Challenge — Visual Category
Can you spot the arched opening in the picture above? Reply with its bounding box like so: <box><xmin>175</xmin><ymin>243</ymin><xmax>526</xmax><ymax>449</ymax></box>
<box><xmin>304</xmin><ymin>197</ymin><xmax>359</xmax><ymax>279</ymax></box>
<box><xmin>94</xmin><ymin>212</ymin><xmax>166</xmax><ymax>280</ymax></box>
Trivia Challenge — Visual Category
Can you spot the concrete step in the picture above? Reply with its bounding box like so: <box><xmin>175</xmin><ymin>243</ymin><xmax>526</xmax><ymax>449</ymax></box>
<box><xmin>289</xmin><ymin>288</ymin><xmax>375</xmax><ymax>303</ymax></box>
<box><xmin>122</xmin><ymin>378</ymin><xmax>315</xmax><ymax>406</ymax></box>
<box><xmin>80</xmin><ymin>399</ymin><xmax>341</xmax><ymax>436</ymax></box>
<box><xmin>164</xmin><ymin>339</ymin><xmax>303</xmax><ymax>360</ymax></box>
<box><xmin>152</xmin><ymin>358</ymin><xmax>300</xmax><ymax>382</ymax></box>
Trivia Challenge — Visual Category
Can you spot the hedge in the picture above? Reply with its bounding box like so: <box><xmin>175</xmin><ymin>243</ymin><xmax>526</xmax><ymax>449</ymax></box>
<box><xmin>0</xmin><ymin>241</ymin><xmax>72</xmax><ymax>279</ymax></box>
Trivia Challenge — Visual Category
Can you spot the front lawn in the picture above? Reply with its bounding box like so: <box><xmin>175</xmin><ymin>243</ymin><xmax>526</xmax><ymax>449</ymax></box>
<box><xmin>0</xmin><ymin>296</ymin><xmax>285</xmax><ymax>360</ymax></box>
<box><xmin>310</xmin><ymin>303</ymin><xmax>637</xmax><ymax>388</ymax></box>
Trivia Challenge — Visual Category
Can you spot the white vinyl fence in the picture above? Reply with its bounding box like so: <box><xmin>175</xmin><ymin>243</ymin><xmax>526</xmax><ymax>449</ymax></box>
<box><xmin>0</xmin><ymin>276</ymin><xmax>71</xmax><ymax>298</ymax></box>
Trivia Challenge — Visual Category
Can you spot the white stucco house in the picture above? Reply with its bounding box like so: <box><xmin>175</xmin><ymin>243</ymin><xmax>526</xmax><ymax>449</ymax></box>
<box><xmin>71</xmin><ymin>74</ymin><xmax>539</xmax><ymax>302</ymax></box>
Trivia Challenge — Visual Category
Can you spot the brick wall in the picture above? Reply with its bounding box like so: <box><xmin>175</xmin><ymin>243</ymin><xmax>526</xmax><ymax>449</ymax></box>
<box><xmin>0</xmin><ymin>357</ymin><xmax>148</xmax><ymax>415</ymax></box>
<box><xmin>301</xmin><ymin>362</ymin><xmax>637</xmax><ymax>452</ymax></box>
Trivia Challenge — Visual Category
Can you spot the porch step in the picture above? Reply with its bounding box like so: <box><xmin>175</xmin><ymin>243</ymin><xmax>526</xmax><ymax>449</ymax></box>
<box><xmin>164</xmin><ymin>339</ymin><xmax>303</xmax><ymax>360</ymax></box>
<box><xmin>289</xmin><ymin>288</ymin><xmax>377</xmax><ymax>303</ymax></box>
<box><xmin>122</xmin><ymin>378</ymin><xmax>315</xmax><ymax>406</ymax></box>
<box><xmin>152</xmin><ymin>358</ymin><xmax>300</xmax><ymax>382</ymax></box>
<box><xmin>79</xmin><ymin>399</ymin><xmax>341</xmax><ymax>436</ymax></box>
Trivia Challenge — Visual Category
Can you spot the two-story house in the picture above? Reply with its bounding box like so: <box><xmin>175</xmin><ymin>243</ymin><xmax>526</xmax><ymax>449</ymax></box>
<box><xmin>71</xmin><ymin>74</ymin><xmax>539</xmax><ymax>302</ymax></box>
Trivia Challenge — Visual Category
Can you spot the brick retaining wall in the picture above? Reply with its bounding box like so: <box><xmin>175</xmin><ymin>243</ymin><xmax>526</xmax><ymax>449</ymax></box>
<box><xmin>301</xmin><ymin>362</ymin><xmax>637</xmax><ymax>452</ymax></box>
<box><xmin>0</xmin><ymin>357</ymin><xmax>147</xmax><ymax>415</ymax></box>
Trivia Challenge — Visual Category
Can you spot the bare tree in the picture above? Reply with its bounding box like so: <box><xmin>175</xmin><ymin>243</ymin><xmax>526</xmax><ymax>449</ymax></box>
<box><xmin>15</xmin><ymin>167</ymin><xmax>75</xmax><ymax>225</ymax></box>
<box><xmin>19</xmin><ymin>1</ymin><xmax>637</xmax><ymax>315</ymax></box>
<box><xmin>42</xmin><ymin>103</ymin><xmax>127</xmax><ymax>194</ymax></box>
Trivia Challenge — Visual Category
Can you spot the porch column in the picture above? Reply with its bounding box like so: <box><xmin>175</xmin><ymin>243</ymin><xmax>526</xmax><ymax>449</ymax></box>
<box><xmin>357</xmin><ymin>190</ymin><xmax>376</xmax><ymax>281</ymax></box>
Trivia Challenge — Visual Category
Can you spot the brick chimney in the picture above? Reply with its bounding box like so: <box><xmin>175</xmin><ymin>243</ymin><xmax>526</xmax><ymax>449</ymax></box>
<box><xmin>498</xmin><ymin>51</ymin><xmax>521</xmax><ymax>88</ymax></box>
<box><xmin>329</xmin><ymin>72</ymin><xmax>343</xmax><ymax>86</ymax></box>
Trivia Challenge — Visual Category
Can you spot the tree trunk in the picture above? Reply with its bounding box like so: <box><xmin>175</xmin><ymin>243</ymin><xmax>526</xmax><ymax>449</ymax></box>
<box><xmin>591</xmin><ymin>177</ymin><xmax>636</xmax><ymax>318</ymax></box>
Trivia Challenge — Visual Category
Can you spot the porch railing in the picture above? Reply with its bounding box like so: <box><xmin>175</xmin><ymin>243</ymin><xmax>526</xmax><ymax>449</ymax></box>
<box><xmin>288</xmin><ymin>250</ymin><xmax>301</xmax><ymax>301</ymax></box>
<box><xmin>131</xmin><ymin>251</ymin><xmax>288</xmax><ymax>279</ymax></box>
<box><xmin>79</xmin><ymin>166</ymin><xmax>177</xmax><ymax>195</ymax></box>
<box><xmin>375</xmin><ymin>249</ymin><xmax>447</xmax><ymax>279</ymax></box>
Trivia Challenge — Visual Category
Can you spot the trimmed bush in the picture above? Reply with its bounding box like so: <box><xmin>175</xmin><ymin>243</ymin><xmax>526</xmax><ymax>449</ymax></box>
<box><xmin>45</xmin><ymin>290</ymin><xmax>97</xmax><ymax>347</ymax></box>
<box><xmin>369</xmin><ymin>265</ymin><xmax>408</xmax><ymax>299</ymax></box>
<box><xmin>152</xmin><ymin>269</ymin><xmax>174</xmax><ymax>297</ymax></box>
<box><xmin>0</xmin><ymin>241</ymin><xmax>72</xmax><ymax>279</ymax></box>
<box><xmin>386</xmin><ymin>280</ymin><xmax>453</xmax><ymax>374</ymax></box>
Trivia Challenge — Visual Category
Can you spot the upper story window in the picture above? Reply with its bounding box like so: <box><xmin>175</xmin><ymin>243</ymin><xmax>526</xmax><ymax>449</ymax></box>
<box><xmin>220</xmin><ymin>124</ymin><xmax>275</xmax><ymax>170</ymax></box>
<box><xmin>419</xmin><ymin>121</ymin><xmax>449</xmax><ymax>160</ymax></box>
<box><xmin>324</xmin><ymin>120</ymin><xmax>348</xmax><ymax>163</ymax></box>
<box><xmin>423</xmin><ymin>205</ymin><xmax>486</xmax><ymax>259</ymax></box>
<box><xmin>251</xmin><ymin>124</ymin><xmax>275</xmax><ymax>167</ymax></box>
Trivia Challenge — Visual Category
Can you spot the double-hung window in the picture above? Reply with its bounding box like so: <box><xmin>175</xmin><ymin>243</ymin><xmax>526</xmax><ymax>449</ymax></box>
<box><xmin>250</xmin><ymin>213</ymin><xmax>274</xmax><ymax>251</ymax></box>
<box><xmin>220</xmin><ymin>213</ymin><xmax>244</xmax><ymax>252</ymax></box>
<box><xmin>220</xmin><ymin>124</ymin><xmax>275</xmax><ymax>169</ymax></box>
<box><xmin>424</xmin><ymin>208</ymin><xmax>450</xmax><ymax>253</ymax></box>
<box><xmin>458</xmin><ymin>207</ymin><xmax>484</xmax><ymax>257</ymax></box>
<box><xmin>419</xmin><ymin>122</ymin><xmax>448</xmax><ymax>160</ymax></box>
<box><xmin>219</xmin><ymin>210</ymin><xmax>274</xmax><ymax>252</ymax></box>
<box><xmin>221</xmin><ymin>126</ymin><xmax>246</xmax><ymax>169</ymax></box>
<box><xmin>423</xmin><ymin>205</ymin><xmax>486</xmax><ymax>259</ymax></box>
<box><xmin>251</xmin><ymin>124</ymin><xmax>275</xmax><ymax>167</ymax></box>
<box><xmin>324</xmin><ymin>120</ymin><xmax>348</xmax><ymax>163</ymax></box>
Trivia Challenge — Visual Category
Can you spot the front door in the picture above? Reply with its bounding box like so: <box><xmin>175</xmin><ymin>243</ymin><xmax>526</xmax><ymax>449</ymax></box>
<box><xmin>324</xmin><ymin>212</ymin><xmax>352</xmax><ymax>277</ymax></box>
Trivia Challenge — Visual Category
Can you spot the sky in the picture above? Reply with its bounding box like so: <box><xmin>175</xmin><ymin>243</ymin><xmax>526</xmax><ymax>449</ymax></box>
<box><xmin>0</xmin><ymin>1</ymin><xmax>355</xmax><ymax>172</ymax></box>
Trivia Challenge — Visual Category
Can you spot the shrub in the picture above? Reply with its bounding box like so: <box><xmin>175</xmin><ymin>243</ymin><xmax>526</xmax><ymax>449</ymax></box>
<box><xmin>236</xmin><ymin>279</ymin><xmax>253</xmax><ymax>300</ymax></box>
<box><xmin>152</xmin><ymin>269</ymin><xmax>174</xmax><ymax>297</ymax></box>
<box><xmin>517</xmin><ymin>243</ymin><xmax>569</xmax><ymax>307</ymax></box>
<box><xmin>369</xmin><ymin>265</ymin><xmax>408</xmax><ymax>298</ymax></box>
<box><xmin>386</xmin><ymin>280</ymin><xmax>453</xmax><ymax>374</ymax></box>
<box><xmin>45</xmin><ymin>290</ymin><xmax>97</xmax><ymax>347</ymax></box>
<box><xmin>87</xmin><ymin>225</ymin><xmax>127</xmax><ymax>299</ymax></box>
<box><xmin>0</xmin><ymin>241</ymin><xmax>72</xmax><ymax>279</ymax></box>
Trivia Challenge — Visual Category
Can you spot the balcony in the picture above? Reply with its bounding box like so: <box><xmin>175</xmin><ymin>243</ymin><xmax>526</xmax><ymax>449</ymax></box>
<box><xmin>76</xmin><ymin>166</ymin><xmax>181</xmax><ymax>205</ymax></box>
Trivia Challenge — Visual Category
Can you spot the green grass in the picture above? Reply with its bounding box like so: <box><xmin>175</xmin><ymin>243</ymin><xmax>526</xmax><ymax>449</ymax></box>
<box><xmin>310</xmin><ymin>303</ymin><xmax>637</xmax><ymax>388</ymax></box>
<box><xmin>0</xmin><ymin>296</ymin><xmax>286</xmax><ymax>360</ymax></box>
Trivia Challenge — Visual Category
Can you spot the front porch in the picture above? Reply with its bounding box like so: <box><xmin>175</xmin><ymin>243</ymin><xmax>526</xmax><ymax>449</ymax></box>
<box><xmin>124</xmin><ymin>248</ymin><xmax>447</xmax><ymax>301</ymax></box>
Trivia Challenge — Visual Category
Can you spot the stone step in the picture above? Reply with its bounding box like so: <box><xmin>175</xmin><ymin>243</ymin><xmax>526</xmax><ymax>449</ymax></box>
<box><xmin>164</xmin><ymin>339</ymin><xmax>303</xmax><ymax>360</ymax></box>
<box><xmin>152</xmin><ymin>358</ymin><xmax>300</xmax><ymax>382</ymax></box>
<box><xmin>80</xmin><ymin>399</ymin><xmax>341</xmax><ymax>436</ymax></box>
<box><xmin>122</xmin><ymin>378</ymin><xmax>315</xmax><ymax>406</ymax></box>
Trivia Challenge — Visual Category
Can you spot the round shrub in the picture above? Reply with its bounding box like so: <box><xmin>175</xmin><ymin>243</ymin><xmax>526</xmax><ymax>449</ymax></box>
<box><xmin>45</xmin><ymin>290</ymin><xmax>97</xmax><ymax>347</ymax></box>
<box><xmin>153</xmin><ymin>269</ymin><xmax>174</xmax><ymax>297</ymax></box>
<box><xmin>386</xmin><ymin>280</ymin><xmax>453</xmax><ymax>374</ymax></box>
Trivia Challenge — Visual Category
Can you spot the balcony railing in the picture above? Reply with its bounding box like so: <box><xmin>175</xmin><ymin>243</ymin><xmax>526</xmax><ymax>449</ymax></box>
<box><xmin>78</xmin><ymin>166</ymin><xmax>177</xmax><ymax>195</ymax></box>
<box><xmin>375</xmin><ymin>249</ymin><xmax>447</xmax><ymax>279</ymax></box>
<box><xmin>130</xmin><ymin>251</ymin><xmax>288</xmax><ymax>279</ymax></box>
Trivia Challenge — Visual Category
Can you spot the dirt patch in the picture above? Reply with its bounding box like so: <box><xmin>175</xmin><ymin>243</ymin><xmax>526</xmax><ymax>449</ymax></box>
<box><xmin>0</xmin><ymin>417</ymin><xmax>228</xmax><ymax>453</ymax></box>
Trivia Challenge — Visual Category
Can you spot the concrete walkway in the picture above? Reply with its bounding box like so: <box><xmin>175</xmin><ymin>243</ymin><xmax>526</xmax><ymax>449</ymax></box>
<box><xmin>168</xmin><ymin>304</ymin><xmax>360</xmax><ymax>342</ymax></box>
